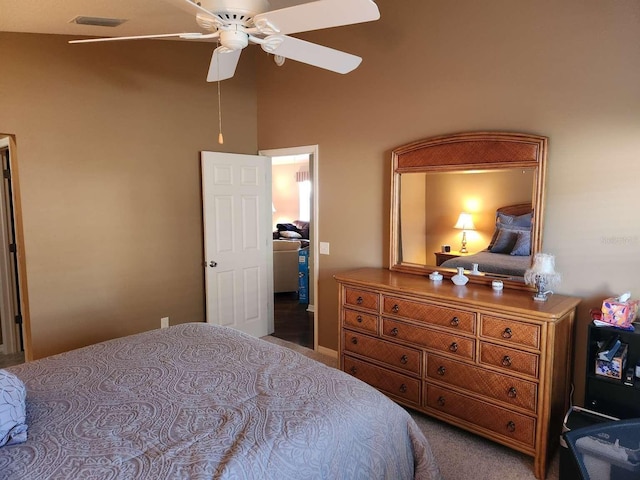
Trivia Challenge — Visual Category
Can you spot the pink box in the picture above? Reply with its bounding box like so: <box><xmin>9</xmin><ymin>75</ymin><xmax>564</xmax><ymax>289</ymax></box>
<box><xmin>601</xmin><ymin>297</ymin><xmax>639</xmax><ymax>328</ymax></box>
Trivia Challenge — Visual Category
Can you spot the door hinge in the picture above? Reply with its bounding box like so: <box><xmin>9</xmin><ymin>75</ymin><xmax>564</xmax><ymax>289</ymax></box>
<box><xmin>8</xmin><ymin>243</ymin><xmax>16</xmax><ymax>253</ymax></box>
<box><xmin>3</xmin><ymin>169</ymin><xmax>10</xmax><ymax>180</ymax></box>
<box><xmin>14</xmin><ymin>314</ymin><xmax>22</xmax><ymax>325</ymax></box>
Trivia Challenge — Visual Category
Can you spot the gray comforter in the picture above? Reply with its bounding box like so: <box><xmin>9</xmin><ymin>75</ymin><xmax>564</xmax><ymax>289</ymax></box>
<box><xmin>0</xmin><ymin>323</ymin><xmax>441</xmax><ymax>479</ymax></box>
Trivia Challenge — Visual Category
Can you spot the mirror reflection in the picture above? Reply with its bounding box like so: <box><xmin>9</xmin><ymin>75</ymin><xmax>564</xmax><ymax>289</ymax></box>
<box><xmin>399</xmin><ymin>169</ymin><xmax>535</xmax><ymax>277</ymax></box>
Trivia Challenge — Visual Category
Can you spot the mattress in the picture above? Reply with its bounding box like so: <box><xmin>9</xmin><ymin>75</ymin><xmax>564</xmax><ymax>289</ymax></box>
<box><xmin>0</xmin><ymin>323</ymin><xmax>441</xmax><ymax>479</ymax></box>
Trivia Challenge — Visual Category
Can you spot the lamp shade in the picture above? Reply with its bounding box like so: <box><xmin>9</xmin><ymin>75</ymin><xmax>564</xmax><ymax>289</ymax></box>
<box><xmin>454</xmin><ymin>212</ymin><xmax>475</xmax><ymax>230</ymax></box>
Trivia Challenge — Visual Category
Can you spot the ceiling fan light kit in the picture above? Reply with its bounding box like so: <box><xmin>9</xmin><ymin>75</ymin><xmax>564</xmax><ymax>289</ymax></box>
<box><xmin>69</xmin><ymin>0</ymin><xmax>381</xmax><ymax>81</ymax></box>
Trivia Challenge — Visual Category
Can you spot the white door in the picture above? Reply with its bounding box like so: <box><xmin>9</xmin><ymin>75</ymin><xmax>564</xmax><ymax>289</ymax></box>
<box><xmin>201</xmin><ymin>151</ymin><xmax>273</xmax><ymax>338</ymax></box>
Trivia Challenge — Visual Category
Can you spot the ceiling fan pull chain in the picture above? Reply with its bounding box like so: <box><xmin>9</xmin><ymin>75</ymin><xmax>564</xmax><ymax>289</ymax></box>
<box><xmin>217</xmin><ymin>41</ymin><xmax>224</xmax><ymax>145</ymax></box>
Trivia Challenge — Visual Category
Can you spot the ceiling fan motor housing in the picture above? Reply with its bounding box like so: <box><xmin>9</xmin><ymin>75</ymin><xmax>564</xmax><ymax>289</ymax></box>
<box><xmin>220</xmin><ymin>29</ymin><xmax>249</xmax><ymax>50</ymax></box>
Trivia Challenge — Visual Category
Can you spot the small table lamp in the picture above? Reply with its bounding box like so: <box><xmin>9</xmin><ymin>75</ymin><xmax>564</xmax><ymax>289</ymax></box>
<box><xmin>524</xmin><ymin>253</ymin><xmax>561</xmax><ymax>301</ymax></box>
<box><xmin>454</xmin><ymin>212</ymin><xmax>475</xmax><ymax>253</ymax></box>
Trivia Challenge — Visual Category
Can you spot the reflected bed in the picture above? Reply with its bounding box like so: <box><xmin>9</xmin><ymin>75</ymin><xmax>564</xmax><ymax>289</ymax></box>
<box><xmin>441</xmin><ymin>203</ymin><xmax>533</xmax><ymax>278</ymax></box>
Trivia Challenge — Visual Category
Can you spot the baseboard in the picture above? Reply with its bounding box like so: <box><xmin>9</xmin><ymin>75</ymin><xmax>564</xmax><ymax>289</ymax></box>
<box><xmin>317</xmin><ymin>345</ymin><xmax>337</xmax><ymax>358</ymax></box>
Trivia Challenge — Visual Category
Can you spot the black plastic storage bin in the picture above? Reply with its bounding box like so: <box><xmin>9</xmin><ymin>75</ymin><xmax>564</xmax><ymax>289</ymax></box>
<box><xmin>563</xmin><ymin>416</ymin><xmax>640</xmax><ymax>480</ymax></box>
<box><xmin>560</xmin><ymin>406</ymin><xmax>619</xmax><ymax>480</ymax></box>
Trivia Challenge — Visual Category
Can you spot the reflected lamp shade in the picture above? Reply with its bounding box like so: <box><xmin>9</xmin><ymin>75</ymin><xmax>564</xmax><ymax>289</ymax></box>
<box><xmin>454</xmin><ymin>212</ymin><xmax>475</xmax><ymax>253</ymax></box>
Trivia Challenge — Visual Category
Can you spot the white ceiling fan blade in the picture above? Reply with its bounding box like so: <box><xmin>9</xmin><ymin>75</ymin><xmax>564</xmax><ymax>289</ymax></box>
<box><xmin>69</xmin><ymin>33</ymin><xmax>209</xmax><ymax>44</ymax></box>
<box><xmin>264</xmin><ymin>35</ymin><xmax>362</xmax><ymax>74</ymax></box>
<box><xmin>207</xmin><ymin>47</ymin><xmax>242</xmax><ymax>82</ymax></box>
<box><xmin>253</xmin><ymin>0</ymin><xmax>380</xmax><ymax>36</ymax></box>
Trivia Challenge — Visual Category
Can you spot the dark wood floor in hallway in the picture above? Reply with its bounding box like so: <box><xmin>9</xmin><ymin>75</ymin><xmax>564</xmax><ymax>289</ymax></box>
<box><xmin>272</xmin><ymin>292</ymin><xmax>313</xmax><ymax>349</ymax></box>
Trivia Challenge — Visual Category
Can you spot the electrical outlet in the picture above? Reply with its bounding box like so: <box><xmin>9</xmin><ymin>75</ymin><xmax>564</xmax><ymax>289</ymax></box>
<box><xmin>161</xmin><ymin>317</ymin><xmax>169</xmax><ymax>329</ymax></box>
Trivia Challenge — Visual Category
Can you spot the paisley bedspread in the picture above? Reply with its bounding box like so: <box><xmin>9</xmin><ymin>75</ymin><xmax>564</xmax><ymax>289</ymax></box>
<box><xmin>0</xmin><ymin>323</ymin><xmax>441</xmax><ymax>479</ymax></box>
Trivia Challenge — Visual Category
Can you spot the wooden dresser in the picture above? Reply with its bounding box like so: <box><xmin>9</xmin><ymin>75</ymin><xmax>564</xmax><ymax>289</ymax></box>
<box><xmin>335</xmin><ymin>268</ymin><xmax>580</xmax><ymax>480</ymax></box>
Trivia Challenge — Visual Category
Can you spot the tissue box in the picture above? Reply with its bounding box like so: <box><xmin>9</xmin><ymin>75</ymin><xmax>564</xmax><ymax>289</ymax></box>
<box><xmin>601</xmin><ymin>297</ymin><xmax>639</xmax><ymax>328</ymax></box>
<box><xmin>595</xmin><ymin>343</ymin><xmax>628</xmax><ymax>379</ymax></box>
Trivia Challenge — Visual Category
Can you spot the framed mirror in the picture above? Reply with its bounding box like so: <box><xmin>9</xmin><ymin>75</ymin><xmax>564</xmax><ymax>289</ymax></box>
<box><xmin>390</xmin><ymin>132</ymin><xmax>547</xmax><ymax>289</ymax></box>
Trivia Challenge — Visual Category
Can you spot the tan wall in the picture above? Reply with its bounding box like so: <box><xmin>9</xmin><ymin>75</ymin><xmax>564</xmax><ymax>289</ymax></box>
<box><xmin>0</xmin><ymin>32</ymin><xmax>258</xmax><ymax>359</ymax></box>
<box><xmin>257</xmin><ymin>0</ymin><xmax>640</xmax><ymax>404</ymax></box>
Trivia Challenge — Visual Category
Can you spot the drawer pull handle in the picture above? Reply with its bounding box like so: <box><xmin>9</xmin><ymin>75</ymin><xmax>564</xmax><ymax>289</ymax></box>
<box><xmin>350</xmin><ymin>366</ymin><xmax>357</xmax><ymax>375</ymax></box>
<box><xmin>502</xmin><ymin>327</ymin><xmax>513</xmax><ymax>339</ymax></box>
<box><xmin>449</xmin><ymin>342</ymin><xmax>459</xmax><ymax>352</ymax></box>
<box><xmin>507</xmin><ymin>421</ymin><xmax>516</xmax><ymax>432</ymax></box>
<box><xmin>392</xmin><ymin>304</ymin><xmax>400</xmax><ymax>313</ymax></box>
<box><xmin>508</xmin><ymin>387</ymin><xmax>517</xmax><ymax>398</ymax></box>
<box><xmin>350</xmin><ymin>337</ymin><xmax>358</xmax><ymax>345</ymax></box>
<box><xmin>502</xmin><ymin>355</ymin><xmax>512</xmax><ymax>367</ymax></box>
<box><xmin>356</xmin><ymin>296</ymin><xmax>364</xmax><ymax>305</ymax></box>
<box><xmin>400</xmin><ymin>355</ymin><xmax>408</xmax><ymax>364</ymax></box>
<box><xmin>356</xmin><ymin>315</ymin><xmax>363</xmax><ymax>323</ymax></box>
<box><xmin>390</xmin><ymin>327</ymin><xmax>399</xmax><ymax>336</ymax></box>
<box><xmin>399</xmin><ymin>384</ymin><xmax>407</xmax><ymax>393</ymax></box>
<box><xmin>450</xmin><ymin>316</ymin><xmax>460</xmax><ymax>327</ymax></box>
<box><xmin>437</xmin><ymin>366</ymin><xmax>446</xmax><ymax>376</ymax></box>
<box><xmin>437</xmin><ymin>396</ymin><xmax>446</xmax><ymax>407</ymax></box>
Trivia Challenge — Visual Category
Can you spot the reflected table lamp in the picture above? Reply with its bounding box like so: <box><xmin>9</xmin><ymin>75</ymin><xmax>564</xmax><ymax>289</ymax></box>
<box><xmin>454</xmin><ymin>212</ymin><xmax>475</xmax><ymax>253</ymax></box>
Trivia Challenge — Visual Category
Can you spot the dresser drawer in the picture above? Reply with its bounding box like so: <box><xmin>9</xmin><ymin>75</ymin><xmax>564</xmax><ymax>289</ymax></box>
<box><xmin>479</xmin><ymin>342</ymin><xmax>540</xmax><ymax>379</ymax></box>
<box><xmin>480</xmin><ymin>315</ymin><xmax>541</xmax><ymax>350</ymax></box>
<box><xmin>343</xmin><ymin>355</ymin><xmax>421</xmax><ymax>405</ymax></box>
<box><xmin>343</xmin><ymin>287</ymin><xmax>379</xmax><ymax>312</ymax></box>
<box><xmin>382</xmin><ymin>318</ymin><xmax>475</xmax><ymax>360</ymax></box>
<box><xmin>342</xmin><ymin>308</ymin><xmax>378</xmax><ymax>334</ymax></box>
<box><xmin>343</xmin><ymin>331</ymin><xmax>422</xmax><ymax>376</ymax></box>
<box><xmin>383</xmin><ymin>296</ymin><xmax>475</xmax><ymax>334</ymax></box>
<box><xmin>426</xmin><ymin>354</ymin><xmax>537</xmax><ymax>413</ymax></box>
<box><xmin>425</xmin><ymin>384</ymin><xmax>536</xmax><ymax>448</ymax></box>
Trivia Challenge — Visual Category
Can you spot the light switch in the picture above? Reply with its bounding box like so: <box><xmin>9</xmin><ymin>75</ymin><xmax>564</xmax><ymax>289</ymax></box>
<box><xmin>319</xmin><ymin>242</ymin><xmax>330</xmax><ymax>255</ymax></box>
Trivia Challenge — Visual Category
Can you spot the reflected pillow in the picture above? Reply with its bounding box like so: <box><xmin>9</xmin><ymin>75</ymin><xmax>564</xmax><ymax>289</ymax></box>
<box><xmin>490</xmin><ymin>228</ymin><xmax>518</xmax><ymax>253</ymax></box>
<box><xmin>510</xmin><ymin>231</ymin><xmax>531</xmax><ymax>256</ymax></box>
<box><xmin>487</xmin><ymin>212</ymin><xmax>532</xmax><ymax>249</ymax></box>
<box><xmin>0</xmin><ymin>369</ymin><xmax>28</xmax><ymax>447</ymax></box>
<box><xmin>488</xmin><ymin>222</ymin><xmax>531</xmax><ymax>250</ymax></box>
<box><xmin>497</xmin><ymin>211</ymin><xmax>533</xmax><ymax>228</ymax></box>
<box><xmin>279</xmin><ymin>230</ymin><xmax>302</xmax><ymax>239</ymax></box>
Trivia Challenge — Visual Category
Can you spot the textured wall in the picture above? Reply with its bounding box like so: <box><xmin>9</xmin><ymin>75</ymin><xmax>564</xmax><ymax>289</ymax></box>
<box><xmin>256</xmin><ymin>0</ymin><xmax>640</xmax><ymax>402</ymax></box>
<box><xmin>0</xmin><ymin>32</ymin><xmax>258</xmax><ymax>359</ymax></box>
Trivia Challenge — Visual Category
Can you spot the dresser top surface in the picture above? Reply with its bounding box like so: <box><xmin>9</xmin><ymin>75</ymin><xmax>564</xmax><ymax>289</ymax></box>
<box><xmin>335</xmin><ymin>268</ymin><xmax>581</xmax><ymax>320</ymax></box>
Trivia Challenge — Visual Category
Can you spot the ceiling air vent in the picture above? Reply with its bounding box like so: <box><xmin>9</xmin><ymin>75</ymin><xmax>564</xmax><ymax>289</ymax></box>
<box><xmin>70</xmin><ymin>16</ymin><xmax>127</xmax><ymax>27</ymax></box>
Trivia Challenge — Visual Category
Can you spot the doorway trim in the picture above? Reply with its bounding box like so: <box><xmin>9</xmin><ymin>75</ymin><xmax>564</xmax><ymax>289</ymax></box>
<box><xmin>260</xmin><ymin>144</ymin><xmax>319</xmax><ymax>351</ymax></box>
<box><xmin>0</xmin><ymin>134</ymin><xmax>30</xmax><ymax>360</ymax></box>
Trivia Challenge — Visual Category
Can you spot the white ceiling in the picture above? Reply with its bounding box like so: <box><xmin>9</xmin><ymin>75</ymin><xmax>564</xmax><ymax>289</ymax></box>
<box><xmin>0</xmin><ymin>0</ymin><xmax>310</xmax><ymax>39</ymax></box>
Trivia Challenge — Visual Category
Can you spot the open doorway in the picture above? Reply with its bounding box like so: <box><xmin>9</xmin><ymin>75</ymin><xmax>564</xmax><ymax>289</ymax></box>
<box><xmin>260</xmin><ymin>145</ymin><xmax>318</xmax><ymax>351</ymax></box>
<box><xmin>0</xmin><ymin>135</ymin><xmax>25</xmax><ymax>367</ymax></box>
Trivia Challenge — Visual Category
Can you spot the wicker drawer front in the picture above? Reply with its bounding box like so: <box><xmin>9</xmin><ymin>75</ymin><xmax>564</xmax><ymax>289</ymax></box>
<box><xmin>343</xmin><ymin>287</ymin><xmax>379</xmax><ymax>312</ymax></box>
<box><xmin>383</xmin><ymin>296</ymin><xmax>475</xmax><ymax>334</ymax></box>
<box><xmin>343</xmin><ymin>355</ymin><xmax>420</xmax><ymax>404</ymax></box>
<box><xmin>426</xmin><ymin>354</ymin><xmax>537</xmax><ymax>413</ymax></box>
<box><xmin>342</xmin><ymin>308</ymin><xmax>378</xmax><ymax>334</ymax></box>
<box><xmin>426</xmin><ymin>384</ymin><xmax>536</xmax><ymax>447</ymax></box>
<box><xmin>480</xmin><ymin>315</ymin><xmax>541</xmax><ymax>350</ymax></box>
<box><xmin>343</xmin><ymin>331</ymin><xmax>422</xmax><ymax>376</ymax></box>
<box><xmin>382</xmin><ymin>318</ymin><xmax>474</xmax><ymax>360</ymax></box>
<box><xmin>479</xmin><ymin>342</ymin><xmax>540</xmax><ymax>379</ymax></box>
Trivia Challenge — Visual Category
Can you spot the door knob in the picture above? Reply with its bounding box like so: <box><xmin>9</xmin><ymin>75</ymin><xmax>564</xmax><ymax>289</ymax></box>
<box><xmin>209</xmin><ymin>261</ymin><xmax>218</xmax><ymax>267</ymax></box>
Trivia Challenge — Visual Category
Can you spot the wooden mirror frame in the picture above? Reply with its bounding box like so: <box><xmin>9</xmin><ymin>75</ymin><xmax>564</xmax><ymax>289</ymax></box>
<box><xmin>389</xmin><ymin>131</ymin><xmax>547</xmax><ymax>290</ymax></box>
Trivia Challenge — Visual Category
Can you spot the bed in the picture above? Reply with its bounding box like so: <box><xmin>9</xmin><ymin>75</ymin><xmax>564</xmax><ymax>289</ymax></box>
<box><xmin>0</xmin><ymin>323</ymin><xmax>441</xmax><ymax>479</ymax></box>
<box><xmin>441</xmin><ymin>203</ymin><xmax>533</xmax><ymax>278</ymax></box>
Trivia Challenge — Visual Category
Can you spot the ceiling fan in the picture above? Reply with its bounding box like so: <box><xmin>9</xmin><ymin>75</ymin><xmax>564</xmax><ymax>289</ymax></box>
<box><xmin>69</xmin><ymin>0</ymin><xmax>381</xmax><ymax>81</ymax></box>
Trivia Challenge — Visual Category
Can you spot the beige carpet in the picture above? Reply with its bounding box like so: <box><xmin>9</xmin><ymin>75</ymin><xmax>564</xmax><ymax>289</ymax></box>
<box><xmin>262</xmin><ymin>335</ymin><xmax>561</xmax><ymax>480</ymax></box>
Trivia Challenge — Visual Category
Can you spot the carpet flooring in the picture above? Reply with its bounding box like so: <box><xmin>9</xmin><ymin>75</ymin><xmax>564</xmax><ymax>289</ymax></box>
<box><xmin>261</xmin><ymin>335</ymin><xmax>561</xmax><ymax>480</ymax></box>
